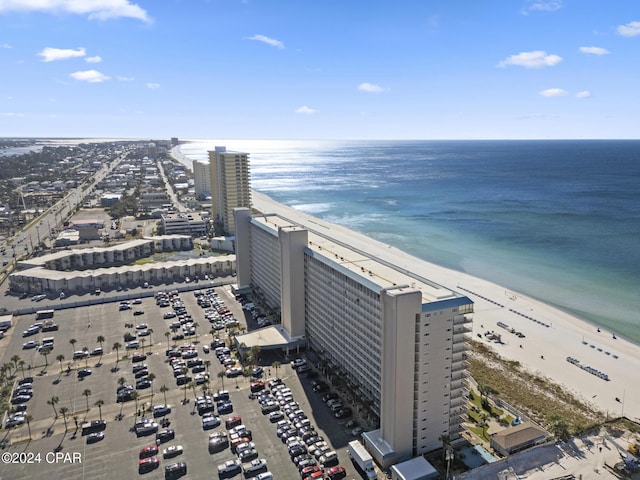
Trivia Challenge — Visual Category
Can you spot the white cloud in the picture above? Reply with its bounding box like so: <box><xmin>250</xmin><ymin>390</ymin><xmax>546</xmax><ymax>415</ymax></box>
<box><xmin>116</xmin><ymin>75</ymin><xmax>134</xmax><ymax>81</ymax></box>
<box><xmin>38</xmin><ymin>46</ymin><xmax>86</xmax><ymax>62</ymax></box>
<box><xmin>0</xmin><ymin>0</ymin><xmax>151</xmax><ymax>22</ymax></box>
<box><xmin>576</xmin><ymin>91</ymin><xmax>591</xmax><ymax>99</ymax></box>
<box><xmin>247</xmin><ymin>34</ymin><xmax>284</xmax><ymax>49</ymax></box>
<box><xmin>617</xmin><ymin>21</ymin><xmax>640</xmax><ymax>37</ymax></box>
<box><xmin>1</xmin><ymin>43</ymin><xmax>12</xmax><ymax>48</ymax></box>
<box><xmin>295</xmin><ymin>106</ymin><xmax>316</xmax><ymax>115</ymax></box>
<box><xmin>357</xmin><ymin>82</ymin><xmax>387</xmax><ymax>93</ymax></box>
<box><xmin>69</xmin><ymin>69</ymin><xmax>110</xmax><ymax>83</ymax></box>
<box><xmin>539</xmin><ymin>88</ymin><xmax>567</xmax><ymax>97</ymax></box>
<box><xmin>498</xmin><ymin>50</ymin><xmax>562</xmax><ymax>68</ymax></box>
<box><xmin>85</xmin><ymin>55</ymin><xmax>102</xmax><ymax>63</ymax></box>
<box><xmin>146</xmin><ymin>82</ymin><xmax>160</xmax><ymax>89</ymax></box>
<box><xmin>579</xmin><ymin>46</ymin><xmax>610</xmax><ymax>55</ymax></box>
<box><xmin>520</xmin><ymin>1</ymin><xmax>563</xmax><ymax>15</ymax></box>
<box><xmin>0</xmin><ymin>112</ymin><xmax>25</xmax><ymax>117</ymax></box>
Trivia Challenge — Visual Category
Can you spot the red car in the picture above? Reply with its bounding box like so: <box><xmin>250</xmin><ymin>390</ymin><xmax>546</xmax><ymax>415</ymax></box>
<box><xmin>300</xmin><ymin>465</ymin><xmax>322</xmax><ymax>478</ymax></box>
<box><xmin>225</xmin><ymin>415</ymin><xmax>242</xmax><ymax>429</ymax></box>
<box><xmin>250</xmin><ymin>381</ymin><xmax>265</xmax><ymax>393</ymax></box>
<box><xmin>139</xmin><ymin>445</ymin><xmax>158</xmax><ymax>459</ymax></box>
<box><xmin>327</xmin><ymin>466</ymin><xmax>346</xmax><ymax>479</ymax></box>
<box><xmin>138</xmin><ymin>457</ymin><xmax>159</xmax><ymax>472</ymax></box>
<box><xmin>305</xmin><ymin>471</ymin><xmax>325</xmax><ymax>480</ymax></box>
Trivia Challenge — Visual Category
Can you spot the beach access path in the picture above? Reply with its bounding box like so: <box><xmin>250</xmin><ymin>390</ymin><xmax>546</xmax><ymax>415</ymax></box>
<box><xmin>251</xmin><ymin>190</ymin><xmax>640</xmax><ymax>423</ymax></box>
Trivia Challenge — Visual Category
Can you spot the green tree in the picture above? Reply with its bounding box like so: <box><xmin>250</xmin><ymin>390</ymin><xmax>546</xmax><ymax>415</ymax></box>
<box><xmin>272</xmin><ymin>361</ymin><xmax>281</xmax><ymax>379</ymax></box>
<box><xmin>25</xmin><ymin>414</ymin><xmax>33</xmax><ymax>440</ymax></box>
<box><xmin>165</xmin><ymin>331</ymin><xmax>171</xmax><ymax>350</ymax></box>
<box><xmin>112</xmin><ymin>342</ymin><xmax>122</xmax><ymax>368</ymax></box>
<box><xmin>18</xmin><ymin>359</ymin><xmax>26</xmax><ymax>379</ymax></box>
<box><xmin>59</xmin><ymin>406</ymin><xmax>69</xmax><ymax>431</ymax></box>
<box><xmin>47</xmin><ymin>395</ymin><xmax>59</xmax><ymax>418</ymax></box>
<box><xmin>160</xmin><ymin>384</ymin><xmax>169</xmax><ymax>406</ymax></box>
<box><xmin>69</xmin><ymin>338</ymin><xmax>77</xmax><ymax>355</ymax></box>
<box><xmin>549</xmin><ymin>416</ymin><xmax>570</xmax><ymax>440</ymax></box>
<box><xmin>56</xmin><ymin>354</ymin><xmax>65</xmax><ymax>373</ymax></box>
<box><xmin>217</xmin><ymin>370</ymin><xmax>226</xmax><ymax>391</ymax></box>
<box><xmin>82</xmin><ymin>389</ymin><xmax>92</xmax><ymax>412</ymax></box>
<box><xmin>40</xmin><ymin>347</ymin><xmax>51</xmax><ymax>366</ymax></box>
<box><xmin>95</xmin><ymin>399</ymin><xmax>104</xmax><ymax>420</ymax></box>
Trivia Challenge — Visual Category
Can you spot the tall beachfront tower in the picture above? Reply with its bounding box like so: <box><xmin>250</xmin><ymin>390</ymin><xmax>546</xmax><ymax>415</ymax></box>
<box><xmin>234</xmin><ymin>207</ymin><xmax>473</xmax><ymax>467</ymax></box>
<box><xmin>193</xmin><ymin>160</ymin><xmax>211</xmax><ymax>200</ymax></box>
<box><xmin>208</xmin><ymin>146</ymin><xmax>251</xmax><ymax>234</ymax></box>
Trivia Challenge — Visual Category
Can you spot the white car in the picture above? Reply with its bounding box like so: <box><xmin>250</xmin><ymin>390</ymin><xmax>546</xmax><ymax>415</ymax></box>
<box><xmin>290</xmin><ymin>358</ymin><xmax>306</xmax><ymax>369</ymax></box>
<box><xmin>153</xmin><ymin>404</ymin><xmax>171</xmax><ymax>417</ymax></box>
<box><xmin>202</xmin><ymin>414</ymin><xmax>221</xmax><ymax>430</ymax></box>
<box><xmin>162</xmin><ymin>444</ymin><xmax>183</xmax><ymax>458</ymax></box>
<box><xmin>217</xmin><ymin>459</ymin><xmax>241</xmax><ymax>475</ymax></box>
<box><xmin>248</xmin><ymin>472</ymin><xmax>273</xmax><ymax>480</ymax></box>
<box><xmin>243</xmin><ymin>458</ymin><xmax>267</xmax><ymax>475</ymax></box>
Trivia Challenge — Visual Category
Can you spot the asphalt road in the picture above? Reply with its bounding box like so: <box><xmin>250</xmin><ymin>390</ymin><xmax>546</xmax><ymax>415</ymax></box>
<box><xmin>1</xmin><ymin>286</ymin><xmax>371</xmax><ymax>480</ymax></box>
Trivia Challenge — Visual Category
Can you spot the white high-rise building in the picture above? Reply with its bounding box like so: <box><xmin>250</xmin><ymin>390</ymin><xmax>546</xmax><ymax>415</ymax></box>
<box><xmin>234</xmin><ymin>207</ymin><xmax>473</xmax><ymax>466</ymax></box>
<box><xmin>208</xmin><ymin>147</ymin><xmax>251</xmax><ymax>234</ymax></box>
<box><xmin>193</xmin><ymin>160</ymin><xmax>211</xmax><ymax>200</ymax></box>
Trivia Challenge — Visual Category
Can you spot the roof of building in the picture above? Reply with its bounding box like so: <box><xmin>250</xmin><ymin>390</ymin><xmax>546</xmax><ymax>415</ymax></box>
<box><xmin>250</xmin><ymin>213</ymin><xmax>467</xmax><ymax>305</ymax></box>
<box><xmin>390</xmin><ymin>456</ymin><xmax>439</xmax><ymax>480</ymax></box>
<box><xmin>234</xmin><ymin>324</ymin><xmax>304</xmax><ymax>349</ymax></box>
<box><xmin>490</xmin><ymin>422</ymin><xmax>548</xmax><ymax>451</ymax></box>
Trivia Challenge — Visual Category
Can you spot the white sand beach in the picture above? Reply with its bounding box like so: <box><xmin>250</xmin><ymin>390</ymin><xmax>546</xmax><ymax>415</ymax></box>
<box><xmin>251</xmin><ymin>190</ymin><xmax>640</xmax><ymax>423</ymax></box>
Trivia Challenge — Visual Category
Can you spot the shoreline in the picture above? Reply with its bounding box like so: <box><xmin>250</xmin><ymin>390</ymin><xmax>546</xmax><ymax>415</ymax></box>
<box><xmin>250</xmin><ymin>191</ymin><xmax>640</xmax><ymax>422</ymax></box>
<box><xmin>169</xmin><ymin>146</ymin><xmax>640</xmax><ymax>422</ymax></box>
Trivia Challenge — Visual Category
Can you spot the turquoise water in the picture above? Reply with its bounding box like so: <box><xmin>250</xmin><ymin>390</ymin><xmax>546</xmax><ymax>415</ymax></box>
<box><xmin>178</xmin><ymin>139</ymin><xmax>640</xmax><ymax>343</ymax></box>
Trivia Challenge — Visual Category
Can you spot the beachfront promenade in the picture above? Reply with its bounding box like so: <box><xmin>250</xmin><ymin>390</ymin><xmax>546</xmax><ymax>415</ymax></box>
<box><xmin>251</xmin><ymin>190</ymin><xmax>640</xmax><ymax>423</ymax></box>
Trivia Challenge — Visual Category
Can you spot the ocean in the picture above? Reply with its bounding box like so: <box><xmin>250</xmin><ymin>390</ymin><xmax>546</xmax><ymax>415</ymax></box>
<box><xmin>177</xmin><ymin>139</ymin><xmax>640</xmax><ymax>343</ymax></box>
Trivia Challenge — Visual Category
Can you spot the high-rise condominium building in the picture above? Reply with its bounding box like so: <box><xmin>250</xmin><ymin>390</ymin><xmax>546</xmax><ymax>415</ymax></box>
<box><xmin>234</xmin><ymin>207</ymin><xmax>473</xmax><ymax>467</ymax></box>
<box><xmin>208</xmin><ymin>146</ymin><xmax>251</xmax><ymax>234</ymax></box>
<box><xmin>193</xmin><ymin>160</ymin><xmax>211</xmax><ymax>200</ymax></box>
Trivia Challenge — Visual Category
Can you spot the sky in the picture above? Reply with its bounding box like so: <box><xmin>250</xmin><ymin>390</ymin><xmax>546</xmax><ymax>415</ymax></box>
<box><xmin>0</xmin><ymin>0</ymin><xmax>639</xmax><ymax>140</ymax></box>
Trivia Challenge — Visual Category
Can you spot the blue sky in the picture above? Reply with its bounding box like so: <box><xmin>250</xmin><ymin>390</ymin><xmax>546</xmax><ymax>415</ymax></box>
<box><xmin>0</xmin><ymin>0</ymin><xmax>638</xmax><ymax>139</ymax></box>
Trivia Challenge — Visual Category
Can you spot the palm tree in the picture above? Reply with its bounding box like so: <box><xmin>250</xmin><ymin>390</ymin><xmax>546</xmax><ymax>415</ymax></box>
<box><xmin>11</xmin><ymin>354</ymin><xmax>20</xmax><ymax>375</ymax></box>
<box><xmin>59</xmin><ymin>406</ymin><xmax>69</xmax><ymax>431</ymax></box>
<box><xmin>217</xmin><ymin>370</ymin><xmax>226</xmax><ymax>391</ymax></box>
<box><xmin>47</xmin><ymin>395</ymin><xmax>59</xmax><ymax>418</ymax></box>
<box><xmin>56</xmin><ymin>354</ymin><xmax>65</xmax><ymax>373</ymax></box>
<box><xmin>69</xmin><ymin>338</ymin><xmax>77</xmax><ymax>355</ymax></box>
<box><xmin>40</xmin><ymin>347</ymin><xmax>51</xmax><ymax>366</ymax></box>
<box><xmin>147</xmin><ymin>373</ymin><xmax>156</xmax><ymax>406</ymax></box>
<box><xmin>18</xmin><ymin>359</ymin><xmax>26</xmax><ymax>379</ymax></box>
<box><xmin>25</xmin><ymin>414</ymin><xmax>33</xmax><ymax>440</ymax></box>
<box><xmin>165</xmin><ymin>331</ymin><xmax>171</xmax><ymax>350</ymax></box>
<box><xmin>272</xmin><ymin>361</ymin><xmax>281</xmax><ymax>379</ymax></box>
<box><xmin>193</xmin><ymin>322</ymin><xmax>199</xmax><ymax>344</ymax></box>
<box><xmin>82</xmin><ymin>347</ymin><xmax>89</xmax><ymax>367</ymax></box>
<box><xmin>95</xmin><ymin>399</ymin><xmax>104</xmax><ymax>420</ymax></box>
<box><xmin>82</xmin><ymin>388</ymin><xmax>92</xmax><ymax>412</ymax></box>
<box><xmin>118</xmin><ymin>376</ymin><xmax>126</xmax><ymax>388</ymax></box>
<box><xmin>131</xmin><ymin>391</ymin><xmax>140</xmax><ymax>421</ymax></box>
<box><xmin>96</xmin><ymin>335</ymin><xmax>105</xmax><ymax>362</ymax></box>
<box><xmin>204</xmin><ymin>360</ymin><xmax>211</xmax><ymax>373</ymax></box>
<box><xmin>112</xmin><ymin>342</ymin><xmax>122</xmax><ymax>368</ymax></box>
<box><xmin>147</xmin><ymin>328</ymin><xmax>153</xmax><ymax>348</ymax></box>
<box><xmin>160</xmin><ymin>384</ymin><xmax>169</xmax><ymax>406</ymax></box>
<box><xmin>249</xmin><ymin>345</ymin><xmax>261</xmax><ymax>368</ymax></box>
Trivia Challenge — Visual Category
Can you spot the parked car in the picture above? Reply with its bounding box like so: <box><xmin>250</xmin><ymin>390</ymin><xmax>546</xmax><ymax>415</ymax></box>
<box><xmin>162</xmin><ymin>445</ymin><xmax>183</xmax><ymax>458</ymax></box>
<box><xmin>243</xmin><ymin>458</ymin><xmax>267</xmax><ymax>476</ymax></box>
<box><xmin>217</xmin><ymin>459</ymin><xmax>241</xmax><ymax>476</ymax></box>
<box><xmin>139</xmin><ymin>445</ymin><xmax>158</xmax><ymax>459</ymax></box>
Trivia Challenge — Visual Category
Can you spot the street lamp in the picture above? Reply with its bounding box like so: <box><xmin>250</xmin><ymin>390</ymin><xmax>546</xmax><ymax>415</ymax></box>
<box><xmin>35</xmin><ymin>225</ymin><xmax>41</xmax><ymax>246</ymax></box>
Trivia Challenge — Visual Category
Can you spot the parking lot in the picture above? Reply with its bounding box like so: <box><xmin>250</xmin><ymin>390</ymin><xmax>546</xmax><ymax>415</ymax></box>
<box><xmin>1</xmin><ymin>286</ymin><xmax>372</xmax><ymax>479</ymax></box>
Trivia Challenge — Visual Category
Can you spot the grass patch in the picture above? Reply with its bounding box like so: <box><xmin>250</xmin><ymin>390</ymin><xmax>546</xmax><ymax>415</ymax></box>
<box><xmin>469</xmin><ymin>340</ymin><xmax>604</xmax><ymax>436</ymax></box>
<box><xmin>468</xmin><ymin>425</ymin><xmax>490</xmax><ymax>442</ymax></box>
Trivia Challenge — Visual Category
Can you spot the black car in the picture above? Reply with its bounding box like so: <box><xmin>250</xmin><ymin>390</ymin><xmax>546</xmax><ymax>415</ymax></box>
<box><xmin>136</xmin><ymin>379</ymin><xmax>152</xmax><ymax>389</ymax></box>
<box><xmin>156</xmin><ymin>429</ymin><xmax>175</xmax><ymax>443</ymax></box>
<box><xmin>217</xmin><ymin>401</ymin><xmax>233</xmax><ymax>415</ymax></box>
<box><xmin>335</xmin><ymin>408</ymin><xmax>353</xmax><ymax>419</ymax></box>
<box><xmin>132</xmin><ymin>354</ymin><xmax>147</xmax><ymax>363</ymax></box>
<box><xmin>165</xmin><ymin>462</ymin><xmax>187</xmax><ymax>479</ymax></box>
<box><xmin>77</xmin><ymin>368</ymin><xmax>92</xmax><ymax>378</ymax></box>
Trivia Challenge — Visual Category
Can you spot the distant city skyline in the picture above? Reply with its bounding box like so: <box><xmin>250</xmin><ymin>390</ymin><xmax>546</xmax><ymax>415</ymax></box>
<box><xmin>0</xmin><ymin>0</ymin><xmax>638</xmax><ymax>139</ymax></box>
